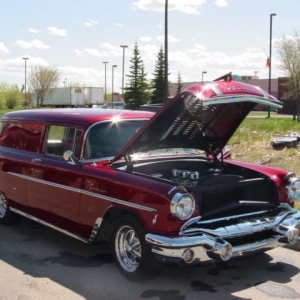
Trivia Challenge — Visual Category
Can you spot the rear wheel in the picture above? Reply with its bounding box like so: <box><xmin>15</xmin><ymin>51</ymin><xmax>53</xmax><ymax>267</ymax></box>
<box><xmin>112</xmin><ymin>215</ymin><xmax>160</xmax><ymax>281</ymax></box>
<box><xmin>0</xmin><ymin>192</ymin><xmax>21</xmax><ymax>225</ymax></box>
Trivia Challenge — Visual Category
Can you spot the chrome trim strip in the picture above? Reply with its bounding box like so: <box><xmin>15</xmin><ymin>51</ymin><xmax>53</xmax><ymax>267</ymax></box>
<box><xmin>9</xmin><ymin>172</ymin><xmax>157</xmax><ymax>213</ymax></box>
<box><xmin>8</xmin><ymin>172</ymin><xmax>81</xmax><ymax>193</ymax></box>
<box><xmin>203</xmin><ymin>95</ymin><xmax>283</xmax><ymax>109</ymax></box>
<box><xmin>206</xmin><ymin>83</ymin><xmax>223</xmax><ymax>96</ymax></box>
<box><xmin>10</xmin><ymin>207</ymin><xmax>89</xmax><ymax>243</ymax></box>
<box><xmin>168</xmin><ymin>185</ymin><xmax>187</xmax><ymax>195</ymax></box>
<box><xmin>88</xmin><ymin>217</ymin><xmax>103</xmax><ymax>243</ymax></box>
<box><xmin>81</xmin><ymin>190</ymin><xmax>157</xmax><ymax>212</ymax></box>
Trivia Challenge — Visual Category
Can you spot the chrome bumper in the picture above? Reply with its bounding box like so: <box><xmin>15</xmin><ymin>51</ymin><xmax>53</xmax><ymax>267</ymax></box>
<box><xmin>145</xmin><ymin>209</ymin><xmax>300</xmax><ymax>265</ymax></box>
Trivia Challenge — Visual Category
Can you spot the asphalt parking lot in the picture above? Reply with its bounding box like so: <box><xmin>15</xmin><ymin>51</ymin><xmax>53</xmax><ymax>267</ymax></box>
<box><xmin>0</xmin><ymin>218</ymin><xmax>300</xmax><ymax>300</ymax></box>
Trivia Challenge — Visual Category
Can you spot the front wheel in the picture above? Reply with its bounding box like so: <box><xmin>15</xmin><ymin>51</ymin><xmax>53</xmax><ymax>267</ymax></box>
<box><xmin>112</xmin><ymin>215</ymin><xmax>160</xmax><ymax>281</ymax></box>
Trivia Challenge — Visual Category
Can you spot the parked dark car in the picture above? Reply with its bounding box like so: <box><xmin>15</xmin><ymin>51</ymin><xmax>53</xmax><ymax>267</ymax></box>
<box><xmin>0</xmin><ymin>78</ymin><xmax>300</xmax><ymax>281</ymax></box>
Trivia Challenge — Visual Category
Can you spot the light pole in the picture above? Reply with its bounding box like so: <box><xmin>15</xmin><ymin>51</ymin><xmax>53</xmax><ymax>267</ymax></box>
<box><xmin>112</xmin><ymin>65</ymin><xmax>117</xmax><ymax>106</ymax></box>
<box><xmin>103</xmin><ymin>62</ymin><xmax>108</xmax><ymax>100</ymax></box>
<box><xmin>164</xmin><ymin>0</ymin><xmax>168</xmax><ymax>104</ymax></box>
<box><xmin>202</xmin><ymin>71</ymin><xmax>207</xmax><ymax>83</ymax></box>
<box><xmin>268</xmin><ymin>13</ymin><xmax>276</xmax><ymax>118</ymax></box>
<box><xmin>120</xmin><ymin>45</ymin><xmax>128</xmax><ymax>98</ymax></box>
<box><xmin>22</xmin><ymin>57</ymin><xmax>29</xmax><ymax>103</ymax></box>
<box><xmin>65</xmin><ymin>78</ymin><xmax>67</xmax><ymax>87</ymax></box>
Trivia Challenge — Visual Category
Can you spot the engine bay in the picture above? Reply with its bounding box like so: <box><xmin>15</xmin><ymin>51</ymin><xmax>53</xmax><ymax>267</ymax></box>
<box><xmin>119</xmin><ymin>157</ymin><xmax>280</xmax><ymax>219</ymax></box>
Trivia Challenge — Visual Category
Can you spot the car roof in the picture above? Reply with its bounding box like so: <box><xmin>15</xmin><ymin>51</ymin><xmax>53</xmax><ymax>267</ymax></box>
<box><xmin>2</xmin><ymin>108</ymin><xmax>154</xmax><ymax>127</ymax></box>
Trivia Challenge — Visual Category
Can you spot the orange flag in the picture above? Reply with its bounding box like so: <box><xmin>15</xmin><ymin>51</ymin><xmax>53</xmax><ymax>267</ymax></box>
<box><xmin>266</xmin><ymin>58</ymin><xmax>270</xmax><ymax>68</ymax></box>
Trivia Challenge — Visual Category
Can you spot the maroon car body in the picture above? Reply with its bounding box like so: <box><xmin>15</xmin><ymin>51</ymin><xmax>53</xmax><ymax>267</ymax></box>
<box><xmin>0</xmin><ymin>78</ymin><xmax>300</xmax><ymax>281</ymax></box>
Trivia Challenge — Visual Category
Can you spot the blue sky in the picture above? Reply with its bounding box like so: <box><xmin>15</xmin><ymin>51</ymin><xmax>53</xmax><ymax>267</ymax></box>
<box><xmin>1</xmin><ymin>0</ymin><xmax>300</xmax><ymax>94</ymax></box>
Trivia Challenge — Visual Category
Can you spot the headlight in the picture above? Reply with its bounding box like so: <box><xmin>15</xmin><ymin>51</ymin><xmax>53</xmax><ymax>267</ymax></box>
<box><xmin>170</xmin><ymin>192</ymin><xmax>195</xmax><ymax>220</ymax></box>
<box><xmin>286</xmin><ymin>176</ymin><xmax>300</xmax><ymax>202</ymax></box>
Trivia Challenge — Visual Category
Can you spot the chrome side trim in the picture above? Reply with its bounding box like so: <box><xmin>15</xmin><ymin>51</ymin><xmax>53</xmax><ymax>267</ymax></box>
<box><xmin>81</xmin><ymin>190</ymin><xmax>157</xmax><ymax>213</ymax></box>
<box><xmin>8</xmin><ymin>172</ymin><xmax>81</xmax><ymax>193</ymax></box>
<box><xmin>88</xmin><ymin>217</ymin><xmax>103</xmax><ymax>243</ymax></box>
<box><xmin>10</xmin><ymin>208</ymin><xmax>89</xmax><ymax>243</ymax></box>
<box><xmin>8</xmin><ymin>172</ymin><xmax>157</xmax><ymax>213</ymax></box>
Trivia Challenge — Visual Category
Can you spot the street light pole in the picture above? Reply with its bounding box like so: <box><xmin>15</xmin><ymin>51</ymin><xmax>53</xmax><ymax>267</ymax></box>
<box><xmin>202</xmin><ymin>71</ymin><xmax>207</xmax><ymax>83</ymax></box>
<box><xmin>103</xmin><ymin>62</ymin><xmax>108</xmax><ymax>100</ymax></box>
<box><xmin>268</xmin><ymin>13</ymin><xmax>276</xmax><ymax>118</ymax></box>
<box><xmin>164</xmin><ymin>0</ymin><xmax>168</xmax><ymax>104</ymax></box>
<box><xmin>120</xmin><ymin>45</ymin><xmax>128</xmax><ymax>98</ymax></box>
<box><xmin>22</xmin><ymin>57</ymin><xmax>29</xmax><ymax>103</ymax></box>
<box><xmin>112</xmin><ymin>65</ymin><xmax>117</xmax><ymax>107</ymax></box>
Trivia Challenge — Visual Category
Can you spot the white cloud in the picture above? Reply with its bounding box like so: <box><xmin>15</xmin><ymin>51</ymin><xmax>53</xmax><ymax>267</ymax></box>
<box><xmin>0</xmin><ymin>56</ymin><xmax>49</xmax><ymax>83</ymax></box>
<box><xmin>13</xmin><ymin>39</ymin><xmax>50</xmax><ymax>49</ymax></box>
<box><xmin>58</xmin><ymin>66</ymin><xmax>114</xmax><ymax>87</ymax></box>
<box><xmin>28</xmin><ymin>28</ymin><xmax>41</xmax><ymax>33</ymax></box>
<box><xmin>140</xmin><ymin>36</ymin><xmax>152</xmax><ymax>42</ymax></box>
<box><xmin>132</xmin><ymin>0</ymin><xmax>206</xmax><ymax>14</ymax></box>
<box><xmin>139</xmin><ymin>43</ymin><xmax>160</xmax><ymax>64</ymax></box>
<box><xmin>75</xmin><ymin>48</ymin><xmax>103</xmax><ymax>57</ymax></box>
<box><xmin>0</xmin><ymin>43</ymin><xmax>9</xmax><ymax>54</ymax></box>
<box><xmin>215</xmin><ymin>0</ymin><xmax>229</xmax><ymax>7</ymax></box>
<box><xmin>84</xmin><ymin>20</ymin><xmax>98</xmax><ymax>26</ymax></box>
<box><xmin>47</xmin><ymin>27</ymin><xmax>67</xmax><ymax>36</ymax></box>
<box><xmin>114</xmin><ymin>23</ymin><xmax>124</xmax><ymax>27</ymax></box>
<box><xmin>156</xmin><ymin>34</ymin><xmax>179</xmax><ymax>43</ymax></box>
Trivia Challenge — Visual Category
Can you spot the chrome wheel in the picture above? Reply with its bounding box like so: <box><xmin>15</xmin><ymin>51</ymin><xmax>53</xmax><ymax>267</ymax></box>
<box><xmin>114</xmin><ymin>225</ymin><xmax>142</xmax><ymax>273</ymax></box>
<box><xmin>0</xmin><ymin>192</ymin><xmax>7</xmax><ymax>218</ymax></box>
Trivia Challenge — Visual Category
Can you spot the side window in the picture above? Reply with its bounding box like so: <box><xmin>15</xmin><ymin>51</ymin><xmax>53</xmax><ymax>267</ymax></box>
<box><xmin>45</xmin><ymin>126</ymin><xmax>83</xmax><ymax>158</ymax></box>
<box><xmin>0</xmin><ymin>122</ymin><xmax>42</xmax><ymax>153</ymax></box>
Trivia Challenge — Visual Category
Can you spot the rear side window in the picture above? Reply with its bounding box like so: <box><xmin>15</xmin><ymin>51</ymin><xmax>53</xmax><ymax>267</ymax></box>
<box><xmin>45</xmin><ymin>125</ymin><xmax>83</xmax><ymax>158</ymax></box>
<box><xmin>0</xmin><ymin>122</ymin><xmax>43</xmax><ymax>153</ymax></box>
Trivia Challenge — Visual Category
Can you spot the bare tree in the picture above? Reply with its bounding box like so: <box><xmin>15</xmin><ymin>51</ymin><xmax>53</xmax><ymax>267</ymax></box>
<box><xmin>28</xmin><ymin>65</ymin><xmax>60</xmax><ymax>108</ymax></box>
<box><xmin>275</xmin><ymin>32</ymin><xmax>300</xmax><ymax>122</ymax></box>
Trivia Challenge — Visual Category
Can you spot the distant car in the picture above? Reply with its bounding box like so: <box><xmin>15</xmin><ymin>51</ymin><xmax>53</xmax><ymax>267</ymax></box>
<box><xmin>0</xmin><ymin>78</ymin><xmax>300</xmax><ymax>281</ymax></box>
<box><xmin>106</xmin><ymin>102</ymin><xmax>124</xmax><ymax>109</ymax></box>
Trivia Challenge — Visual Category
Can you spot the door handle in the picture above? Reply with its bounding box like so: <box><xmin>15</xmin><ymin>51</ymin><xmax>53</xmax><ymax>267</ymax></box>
<box><xmin>31</xmin><ymin>158</ymin><xmax>42</xmax><ymax>163</ymax></box>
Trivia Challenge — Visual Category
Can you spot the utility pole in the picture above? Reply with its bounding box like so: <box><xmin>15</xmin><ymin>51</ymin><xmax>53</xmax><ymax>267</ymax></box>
<box><xmin>103</xmin><ymin>61</ymin><xmax>108</xmax><ymax>100</ymax></box>
<box><xmin>120</xmin><ymin>45</ymin><xmax>128</xmax><ymax>98</ymax></box>
<box><xmin>22</xmin><ymin>57</ymin><xmax>29</xmax><ymax>103</ymax></box>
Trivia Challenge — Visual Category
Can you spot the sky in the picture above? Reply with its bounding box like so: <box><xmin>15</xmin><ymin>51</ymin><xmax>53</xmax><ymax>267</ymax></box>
<box><xmin>1</xmin><ymin>0</ymin><xmax>300</xmax><ymax>94</ymax></box>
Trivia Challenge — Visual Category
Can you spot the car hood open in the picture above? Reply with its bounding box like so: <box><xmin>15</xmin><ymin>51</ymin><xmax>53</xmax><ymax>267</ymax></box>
<box><xmin>113</xmin><ymin>75</ymin><xmax>282</xmax><ymax>161</ymax></box>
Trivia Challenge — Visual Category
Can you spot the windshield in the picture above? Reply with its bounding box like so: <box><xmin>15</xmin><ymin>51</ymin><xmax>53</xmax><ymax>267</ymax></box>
<box><xmin>84</xmin><ymin>119</ymin><xmax>147</xmax><ymax>159</ymax></box>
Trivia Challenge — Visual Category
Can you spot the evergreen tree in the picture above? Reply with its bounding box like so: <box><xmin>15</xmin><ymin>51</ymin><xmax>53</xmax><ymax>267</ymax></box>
<box><xmin>150</xmin><ymin>46</ymin><xmax>165</xmax><ymax>104</ymax></box>
<box><xmin>176</xmin><ymin>71</ymin><xmax>183</xmax><ymax>95</ymax></box>
<box><xmin>124</xmin><ymin>43</ymin><xmax>149</xmax><ymax>109</ymax></box>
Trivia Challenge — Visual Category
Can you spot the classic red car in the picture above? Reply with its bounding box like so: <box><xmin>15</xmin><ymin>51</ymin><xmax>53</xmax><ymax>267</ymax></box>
<box><xmin>0</xmin><ymin>77</ymin><xmax>300</xmax><ymax>281</ymax></box>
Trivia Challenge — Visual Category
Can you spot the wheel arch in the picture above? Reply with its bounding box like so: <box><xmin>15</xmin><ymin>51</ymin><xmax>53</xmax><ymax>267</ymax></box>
<box><xmin>90</xmin><ymin>205</ymin><xmax>146</xmax><ymax>244</ymax></box>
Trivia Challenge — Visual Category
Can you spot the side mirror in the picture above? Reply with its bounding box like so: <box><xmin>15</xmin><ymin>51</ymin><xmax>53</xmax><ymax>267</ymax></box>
<box><xmin>63</xmin><ymin>150</ymin><xmax>76</xmax><ymax>165</ymax></box>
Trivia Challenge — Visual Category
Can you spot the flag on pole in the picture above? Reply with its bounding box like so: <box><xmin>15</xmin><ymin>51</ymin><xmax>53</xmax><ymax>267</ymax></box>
<box><xmin>266</xmin><ymin>57</ymin><xmax>270</xmax><ymax>68</ymax></box>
